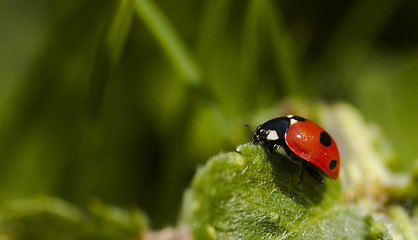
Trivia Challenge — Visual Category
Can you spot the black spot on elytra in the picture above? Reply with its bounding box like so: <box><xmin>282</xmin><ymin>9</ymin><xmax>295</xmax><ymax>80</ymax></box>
<box><xmin>291</xmin><ymin>116</ymin><xmax>305</xmax><ymax>122</ymax></box>
<box><xmin>320</xmin><ymin>131</ymin><xmax>332</xmax><ymax>147</ymax></box>
<box><xmin>329</xmin><ymin>159</ymin><xmax>337</xmax><ymax>170</ymax></box>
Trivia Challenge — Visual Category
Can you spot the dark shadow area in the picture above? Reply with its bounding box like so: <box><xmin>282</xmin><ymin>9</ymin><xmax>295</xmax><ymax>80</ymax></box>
<box><xmin>268</xmin><ymin>151</ymin><xmax>325</xmax><ymax>206</ymax></box>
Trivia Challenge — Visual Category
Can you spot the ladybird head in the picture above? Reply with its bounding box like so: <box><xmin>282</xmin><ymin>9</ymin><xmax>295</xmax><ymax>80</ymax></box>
<box><xmin>246</xmin><ymin>123</ymin><xmax>273</xmax><ymax>144</ymax></box>
<box><xmin>251</xmin><ymin>125</ymin><xmax>265</xmax><ymax>143</ymax></box>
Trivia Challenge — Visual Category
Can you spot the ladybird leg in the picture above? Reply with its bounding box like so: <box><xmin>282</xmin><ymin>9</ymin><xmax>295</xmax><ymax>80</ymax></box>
<box><xmin>303</xmin><ymin>162</ymin><xmax>324</xmax><ymax>184</ymax></box>
<box><xmin>260</xmin><ymin>142</ymin><xmax>274</xmax><ymax>154</ymax></box>
<box><xmin>298</xmin><ymin>166</ymin><xmax>304</xmax><ymax>185</ymax></box>
<box><xmin>283</xmin><ymin>146</ymin><xmax>298</xmax><ymax>162</ymax></box>
<box><xmin>268</xmin><ymin>142</ymin><xmax>283</xmax><ymax>155</ymax></box>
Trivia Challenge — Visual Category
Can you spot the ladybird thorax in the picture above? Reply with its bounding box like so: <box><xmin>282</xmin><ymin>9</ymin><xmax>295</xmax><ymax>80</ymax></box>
<box><xmin>252</xmin><ymin>117</ymin><xmax>290</xmax><ymax>144</ymax></box>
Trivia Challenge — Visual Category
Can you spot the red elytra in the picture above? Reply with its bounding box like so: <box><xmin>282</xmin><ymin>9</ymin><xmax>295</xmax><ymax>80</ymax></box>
<box><xmin>285</xmin><ymin>118</ymin><xmax>340</xmax><ymax>179</ymax></box>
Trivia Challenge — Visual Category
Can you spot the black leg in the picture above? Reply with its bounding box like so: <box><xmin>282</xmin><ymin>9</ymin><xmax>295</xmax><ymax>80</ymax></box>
<box><xmin>303</xmin><ymin>162</ymin><xmax>324</xmax><ymax>184</ymax></box>
<box><xmin>261</xmin><ymin>142</ymin><xmax>275</xmax><ymax>155</ymax></box>
<box><xmin>298</xmin><ymin>166</ymin><xmax>304</xmax><ymax>185</ymax></box>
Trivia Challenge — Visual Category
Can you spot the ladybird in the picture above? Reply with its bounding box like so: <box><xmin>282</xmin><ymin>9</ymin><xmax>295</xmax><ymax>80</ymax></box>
<box><xmin>251</xmin><ymin>115</ymin><xmax>340</xmax><ymax>184</ymax></box>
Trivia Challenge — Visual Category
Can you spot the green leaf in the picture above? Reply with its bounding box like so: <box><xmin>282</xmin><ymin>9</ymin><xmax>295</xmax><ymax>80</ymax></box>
<box><xmin>368</xmin><ymin>220</ymin><xmax>393</xmax><ymax>240</ymax></box>
<box><xmin>388</xmin><ymin>206</ymin><xmax>417</xmax><ymax>240</ymax></box>
<box><xmin>180</xmin><ymin>144</ymin><xmax>381</xmax><ymax>239</ymax></box>
<box><xmin>0</xmin><ymin>195</ymin><xmax>148</xmax><ymax>239</ymax></box>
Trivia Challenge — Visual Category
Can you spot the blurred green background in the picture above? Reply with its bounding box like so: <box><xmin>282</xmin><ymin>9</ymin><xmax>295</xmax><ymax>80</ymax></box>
<box><xmin>1</xmin><ymin>0</ymin><xmax>418</xmax><ymax>228</ymax></box>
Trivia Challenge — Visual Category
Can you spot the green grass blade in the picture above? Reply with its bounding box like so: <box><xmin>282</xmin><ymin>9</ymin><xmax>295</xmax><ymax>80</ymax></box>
<box><xmin>135</xmin><ymin>0</ymin><xmax>201</xmax><ymax>84</ymax></box>
<box><xmin>196</xmin><ymin>0</ymin><xmax>233</xmax><ymax>59</ymax></box>
<box><xmin>240</xmin><ymin>0</ymin><xmax>262</xmax><ymax>89</ymax></box>
<box><xmin>309</xmin><ymin>0</ymin><xmax>401</xmax><ymax>86</ymax></box>
<box><xmin>106</xmin><ymin>0</ymin><xmax>135</xmax><ymax>66</ymax></box>
<box><xmin>264</xmin><ymin>0</ymin><xmax>301</xmax><ymax>95</ymax></box>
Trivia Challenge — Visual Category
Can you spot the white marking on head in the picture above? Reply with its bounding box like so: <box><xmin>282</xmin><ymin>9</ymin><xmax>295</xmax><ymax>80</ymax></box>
<box><xmin>290</xmin><ymin>118</ymin><xmax>298</xmax><ymax>125</ymax></box>
<box><xmin>266</xmin><ymin>130</ymin><xmax>279</xmax><ymax>140</ymax></box>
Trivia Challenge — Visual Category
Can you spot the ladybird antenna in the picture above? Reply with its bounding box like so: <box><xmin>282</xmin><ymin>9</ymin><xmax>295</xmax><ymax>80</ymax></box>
<box><xmin>244</xmin><ymin>123</ymin><xmax>254</xmax><ymax>132</ymax></box>
<box><xmin>245</xmin><ymin>123</ymin><xmax>257</xmax><ymax>144</ymax></box>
